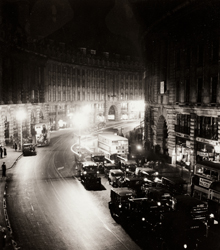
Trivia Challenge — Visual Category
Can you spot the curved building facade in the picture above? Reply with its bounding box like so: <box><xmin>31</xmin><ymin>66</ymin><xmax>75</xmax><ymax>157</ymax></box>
<box><xmin>143</xmin><ymin>1</ymin><xmax>220</xmax><ymax>173</ymax></box>
<box><xmin>0</xmin><ymin>1</ymin><xmax>145</xmax><ymax>146</ymax></box>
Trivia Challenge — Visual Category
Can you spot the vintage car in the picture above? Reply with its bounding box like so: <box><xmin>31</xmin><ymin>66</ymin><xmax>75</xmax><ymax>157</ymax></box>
<box><xmin>161</xmin><ymin>176</ymin><xmax>188</xmax><ymax>195</ymax></box>
<box><xmin>91</xmin><ymin>153</ymin><xmax>107</xmax><ymax>173</ymax></box>
<box><xmin>143</xmin><ymin>186</ymin><xmax>175</xmax><ymax>211</ymax></box>
<box><xmin>103</xmin><ymin>163</ymin><xmax>118</xmax><ymax>178</ymax></box>
<box><xmin>22</xmin><ymin>143</ymin><xmax>37</xmax><ymax>156</ymax></box>
<box><xmin>135</xmin><ymin>167</ymin><xmax>160</xmax><ymax>182</ymax></box>
<box><xmin>79</xmin><ymin>161</ymin><xmax>101</xmax><ymax>189</ymax></box>
<box><xmin>108</xmin><ymin>169</ymin><xmax>124</xmax><ymax>187</ymax></box>
<box><xmin>120</xmin><ymin>160</ymin><xmax>138</xmax><ymax>175</ymax></box>
<box><xmin>108</xmin><ymin>187</ymin><xmax>135</xmax><ymax>222</ymax></box>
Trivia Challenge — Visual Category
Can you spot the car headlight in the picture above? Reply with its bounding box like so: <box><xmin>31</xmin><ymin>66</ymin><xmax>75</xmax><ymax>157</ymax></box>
<box><xmin>210</xmin><ymin>213</ymin><xmax>215</xmax><ymax>219</ymax></box>
<box><xmin>142</xmin><ymin>217</ymin><xmax>145</xmax><ymax>221</ymax></box>
<box><xmin>83</xmin><ymin>171</ymin><xmax>87</xmax><ymax>175</ymax></box>
<box><xmin>119</xmin><ymin>204</ymin><xmax>122</xmax><ymax>208</ymax></box>
<box><xmin>183</xmin><ymin>244</ymin><xmax>187</xmax><ymax>249</ymax></box>
<box><xmin>157</xmin><ymin>202</ymin><xmax>161</xmax><ymax>206</ymax></box>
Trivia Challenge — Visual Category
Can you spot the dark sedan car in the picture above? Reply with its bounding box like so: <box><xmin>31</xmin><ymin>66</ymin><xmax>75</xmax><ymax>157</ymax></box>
<box><xmin>23</xmin><ymin>143</ymin><xmax>37</xmax><ymax>156</ymax></box>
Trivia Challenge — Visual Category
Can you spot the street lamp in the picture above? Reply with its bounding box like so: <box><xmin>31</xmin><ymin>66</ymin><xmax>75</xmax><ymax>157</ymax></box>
<box><xmin>16</xmin><ymin>109</ymin><xmax>26</xmax><ymax>150</ymax></box>
<box><xmin>74</xmin><ymin>112</ymin><xmax>88</xmax><ymax>155</ymax></box>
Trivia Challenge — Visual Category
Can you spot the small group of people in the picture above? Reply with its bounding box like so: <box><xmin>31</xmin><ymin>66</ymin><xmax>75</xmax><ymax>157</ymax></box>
<box><xmin>0</xmin><ymin>146</ymin><xmax>7</xmax><ymax>158</ymax></box>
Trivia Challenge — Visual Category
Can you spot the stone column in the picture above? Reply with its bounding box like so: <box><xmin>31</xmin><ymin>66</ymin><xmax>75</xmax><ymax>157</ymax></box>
<box><xmin>190</xmin><ymin>113</ymin><xmax>197</xmax><ymax>174</ymax></box>
<box><xmin>55</xmin><ymin>105</ymin><xmax>58</xmax><ymax>130</ymax></box>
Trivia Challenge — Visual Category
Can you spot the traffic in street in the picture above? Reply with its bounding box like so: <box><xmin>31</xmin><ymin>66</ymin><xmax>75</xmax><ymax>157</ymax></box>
<box><xmin>4</xmin><ymin>120</ymin><xmax>220</xmax><ymax>250</ymax></box>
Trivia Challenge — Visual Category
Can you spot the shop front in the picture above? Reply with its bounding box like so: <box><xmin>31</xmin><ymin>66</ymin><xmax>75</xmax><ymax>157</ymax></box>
<box><xmin>176</xmin><ymin>135</ymin><xmax>192</xmax><ymax>171</ymax></box>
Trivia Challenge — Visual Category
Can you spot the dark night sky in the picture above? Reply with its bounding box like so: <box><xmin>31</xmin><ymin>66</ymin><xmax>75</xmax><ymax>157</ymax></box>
<box><xmin>26</xmin><ymin>0</ymin><xmax>186</xmax><ymax>57</ymax></box>
<box><xmin>3</xmin><ymin>0</ymin><xmax>200</xmax><ymax>56</ymax></box>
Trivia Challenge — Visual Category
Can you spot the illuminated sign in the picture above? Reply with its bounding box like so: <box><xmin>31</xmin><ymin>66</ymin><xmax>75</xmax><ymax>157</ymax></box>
<box><xmin>160</xmin><ymin>81</ymin><xmax>166</xmax><ymax>94</ymax></box>
<box><xmin>199</xmin><ymin>178</ymin><xmax>212</xmax><ymax>189</ymax></box>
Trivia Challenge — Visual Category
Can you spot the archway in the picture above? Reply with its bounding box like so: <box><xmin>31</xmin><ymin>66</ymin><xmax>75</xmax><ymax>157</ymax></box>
<box><xmin>156</xmin><ymin>115</ymin><xmax>168</xmax><ymax>155</ymax></box>
<box><xmin>108</xmin><ymin>105</ymin><xmax>117</xmax><ymax>121</ymax></box>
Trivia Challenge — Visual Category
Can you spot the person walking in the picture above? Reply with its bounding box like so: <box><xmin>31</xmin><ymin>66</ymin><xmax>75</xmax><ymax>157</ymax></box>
<box><xmin>3</xmin><ymin>147</ymin><xmax>7</xmax><ymax>157</ymax></box>
<box><xmin>1</xmin><ymin>162</ymin><xmax>6</xmax><ymax>178</ymax></box>
<box><xmin>14</xmin><ymin>143</ymin><xmax>17</xmax><ymax>151</ymax></box>
<box><xmin>0</xmin><ymin>146</ymin><xmax>2</xmax><ymax>158</ymax></box>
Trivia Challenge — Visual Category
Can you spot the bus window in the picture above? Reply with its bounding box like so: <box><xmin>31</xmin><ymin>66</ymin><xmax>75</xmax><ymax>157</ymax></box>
<box><xmin>201</xmin><ymin>192</ymin><xmax>208</xmax><ymax>201</ymax></box>
<box><xmin>204</xmin><ymin>168</ymin><xmax>211</xmax><ymax>177</ymax></box>
<box><xmin>193</xmin><ymin>190</ymin><xmax>201</xmax><ymax>200</ymax></box>
<box><xmin>196</xmin><ymin>166</ymin><xmax>203</xmax><ymax>174</ymax></box>
<box><xmin>211</xmin><ymin>170</ymin><xmax>218</xmax><ymax>180</ymax></box>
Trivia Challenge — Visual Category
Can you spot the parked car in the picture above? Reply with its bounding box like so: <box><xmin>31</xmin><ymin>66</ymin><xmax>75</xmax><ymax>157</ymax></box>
<box><xmin>79</xmin><ymin>161</ymin><xmax>101</xmax><ymax>189</ymax></box>
<box><xmin>121</xmin><ymin>160</ymin><xmax>138</xmax><ymax>175</ymax></box>
<box><xmin>91</xmin><ymin>153</ymin><xmax>108</xmax><ymax>174</ymax></box>
<box><xmin>108</xmin><ymin>169</ymin><xmax>124</xmax><ymax>187</ymax></box>
<box><xmin>135</xmin><ymin>167</ymin><xmax>160</xmax><ymax>182</ymax></box>
<box><xmin>23</xmin><ymin>143</ymin><xmax>37</xmax><ymax>156</ymax></box>
<box><xmin>108</xmin><ymin>187</ymin><xmax>136</xmax><ymax>222</ymax></box>
<box><xmin>161</xmin><ymin>176</ymin><xmax>188</xmax><ymax>195</ymax></box>
<box><xmin>104</xmin><ymin>163</ymin><xmax>118</xmax><ymax>178</ymax></box>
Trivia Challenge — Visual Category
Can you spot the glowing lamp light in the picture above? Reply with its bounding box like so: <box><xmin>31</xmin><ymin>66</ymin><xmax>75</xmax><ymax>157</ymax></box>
<box><xmin>214</xmin><ymin>144</ymin><xmax>220</xmax><ymax>154</ymax></box>
<box><xmin>16</xmin><ymin>109</ymin><xmax>27</xmax><ymax>148</ymax></box>
<box><xmin>16</xmin><ymin>109</ymin><xmax>26</xmax><ymax>121</ymax></box>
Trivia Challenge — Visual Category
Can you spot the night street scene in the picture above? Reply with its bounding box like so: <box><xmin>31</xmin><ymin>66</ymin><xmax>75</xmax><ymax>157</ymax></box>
<box><xmin>1</xmin><ymin>0</ymin><xmax>220</xmax><ymax>249</ymax></box>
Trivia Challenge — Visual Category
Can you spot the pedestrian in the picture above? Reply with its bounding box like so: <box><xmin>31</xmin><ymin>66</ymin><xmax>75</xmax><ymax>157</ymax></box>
<box><xmin>14</xmin><ymin>143</ymin><xmax>17</xmax><ymax>151</ymax></box>
<box><xmin>0</xmin><ymin>146</ymin><xmax>3</xmax><ymax>158</ymax></box>
<box><xmin>1</xmin><ymin>162</ymin><xmax>6</xmax><ymax>178</ymax></box>
<box><xmin>3</xmin><ymin>147</ymin><xmax>7</xmax><ymax>157</ymax></box>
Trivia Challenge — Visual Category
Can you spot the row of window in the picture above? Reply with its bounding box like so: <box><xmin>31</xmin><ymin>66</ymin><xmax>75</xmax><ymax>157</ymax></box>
<box><xmin>47</xmin><ymin>87</ymin><xmax>142</xmax><ymax>102</ymax></box>
<box><xmin>176</xmin><ymin>76</ymin><xmax>218</xmax><ymax>104</ymax></box>
<box><xmin>175</xmin><ymin>115</ymin><xmax>218</xmax><ymax>140</ymax></box>
<box><xmin>175</xmin><ymin>39</ymin><xmax>219</xmax><ymax>69</ymax></box>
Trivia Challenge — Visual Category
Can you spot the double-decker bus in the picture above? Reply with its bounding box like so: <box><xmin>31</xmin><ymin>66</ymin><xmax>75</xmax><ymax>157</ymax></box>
<box><xmin>192</xmin><ymin>162</ymin><xmax>220</xmax><ymax>224</ymax></box>
<box><xmin>98</xmin><ymin>133</ymin><xmax>129</xmax><ymax>161</ymax></box>
<box><xmin>35</xmin><ymin>123</ymin><xmax>50</xmax><ymax>146</ymax></box>
<box><xmin>192</xmin><ymin>162</ymin><xmax>220</xmax><ymax>201</ymax></box>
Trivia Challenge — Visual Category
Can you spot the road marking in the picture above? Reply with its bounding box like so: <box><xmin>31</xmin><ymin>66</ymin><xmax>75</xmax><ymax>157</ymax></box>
<box><xmin>31</xmin><ymin>205</ymin><xmax>34</xmax><ymax>211</ymax></box>
<box><xmin>57</xmin><ymin>166</ymin><xmax>64</xmax><ymax>170</ymax></box>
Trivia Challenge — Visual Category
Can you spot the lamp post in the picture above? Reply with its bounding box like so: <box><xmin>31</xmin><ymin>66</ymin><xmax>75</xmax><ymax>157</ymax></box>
<box><xmin>74</xmin><ymin>112</ymin><xmax>88</xmax><ymax>156</ymax></box>
<box><xmin>16</xmin><ymin>110</ymin><xmax>26</xmax><ymax>151</ymax></box>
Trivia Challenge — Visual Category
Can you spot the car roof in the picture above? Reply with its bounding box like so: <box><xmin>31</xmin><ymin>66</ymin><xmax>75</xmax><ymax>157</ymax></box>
<box><xmin>124</xmin><ymin>160</ymin><xmax>137</xmax><ymax>164</ymax></box>
<box><xmin>109</xmin><ymin>169</ymin><xmax>123</xmax><ymax>173</ymax></box>
<box><xmin>162</xmin><ymin>176</ymin><xmax>186</xmax><ymax>184</ymax></box>
<box><xmin>92</xmin><ymin>153</ymin><xmax>105</xmax><ymax>157</ymax></box>
<box><xmin>81</xmin><ymin>161</ymin><xmax>97</xmax><ymax>167</ymax></box>
<box><xmin>104</xmin><ymin>163</ymin><xmax>117</xmax><ymax>167</ymax></box>
<box><xmin>175</xmin><ymin>195</ymin><xmax>207</xmax><ymax>208</ymax></box>
<box><xmin>124</xmin><ymin>176</ymin><xmax>145</xmax><ymax>181</ymax></box>
<box><xmin>23</xmin><ymin>143</ymin><xmax>34</xmax><ymax>146</ymax></box>
<box><xmin>111</xmin><ymin>187</ymin><xmax>135</xmax><ymax>196</ymax></box>
<box><xmin>137</xmin><ymin>167</ymin><xmax>155</xmax><ymax>172</ymax></box>
<box><xmin>146</xmin><ymin>186</ymin><xmax>171</xmax><ymax>194</ymax></box>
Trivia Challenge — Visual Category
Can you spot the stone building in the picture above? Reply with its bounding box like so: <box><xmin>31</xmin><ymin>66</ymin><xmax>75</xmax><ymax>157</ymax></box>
<box><xmin>143</xmin><ymin>1</ymin><xmax>220</xmax><ymax>173</ymax></box>
<box><xmin>0</xmin><ymin>1</ymin><xmax>145</xmax><ymax>146</ymax></box>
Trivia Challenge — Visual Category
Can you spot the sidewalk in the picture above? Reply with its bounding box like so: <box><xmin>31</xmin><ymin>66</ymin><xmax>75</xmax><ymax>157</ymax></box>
<box><xmin>0</xmin><ymin>146</ymin><xmax>22</xmax><ymax>250</ymax></box>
